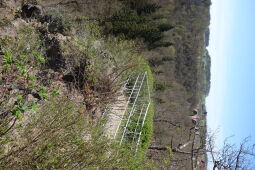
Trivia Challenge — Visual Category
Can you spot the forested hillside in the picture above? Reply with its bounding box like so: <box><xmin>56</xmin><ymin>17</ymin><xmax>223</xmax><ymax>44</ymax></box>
<box><xmin>0</xmin><ymin>0</ymin><xmax>211</xmax><ymax>169</ymax></box>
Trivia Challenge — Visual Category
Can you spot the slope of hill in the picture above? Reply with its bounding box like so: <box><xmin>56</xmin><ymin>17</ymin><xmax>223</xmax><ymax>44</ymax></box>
<box><xmin>143</xmin><ymin>0</ymin><xmax>211</xmax><ymax>169</ymax></box>
<box><xmin>0</xmin><ymin>0</ymin><xmax>211</xmax><ymax>169</ymax></box>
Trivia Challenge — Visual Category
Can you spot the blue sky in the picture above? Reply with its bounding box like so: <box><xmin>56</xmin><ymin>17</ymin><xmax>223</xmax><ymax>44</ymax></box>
<box><xmin>207</xmin><ymin>0</ymin><xmax>255</xmax><ymax>153</ymax></box>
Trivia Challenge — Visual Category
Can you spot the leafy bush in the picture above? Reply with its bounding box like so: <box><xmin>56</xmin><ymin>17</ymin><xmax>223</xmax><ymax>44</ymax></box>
<box><xmin>0</xmin><ymin>26</ymin><xmax>50</xmax><ymax>122</ymax></box>
<box><xmin>0</xmin><ymin>97</ymin><xmax>154</xmax><ymax>169</ymax></box>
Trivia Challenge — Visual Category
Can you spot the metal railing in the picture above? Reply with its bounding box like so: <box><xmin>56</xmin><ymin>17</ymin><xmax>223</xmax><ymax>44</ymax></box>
<box><xmin>116</xmin><ymin>72</ymin><xmax>151</xmax><ymax>151</ymax></box>
<box><xmin>103</xmin><ymin>72</ymin><xmax>151</xmax><ymax>151</ymax></box>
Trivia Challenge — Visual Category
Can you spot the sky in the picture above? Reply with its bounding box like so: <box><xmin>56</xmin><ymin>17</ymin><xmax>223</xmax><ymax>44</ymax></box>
<box><xmin>207</xmin><ymin>0</ymin><xmax>255</xmax><ymax>165</ymax></box>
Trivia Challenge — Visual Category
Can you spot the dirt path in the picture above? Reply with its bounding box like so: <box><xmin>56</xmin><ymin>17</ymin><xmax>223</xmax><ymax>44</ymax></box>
<box><xmin>104</xmin><ymin>94</ymin><xmax>128</xmax><ymax>139</ymax></box>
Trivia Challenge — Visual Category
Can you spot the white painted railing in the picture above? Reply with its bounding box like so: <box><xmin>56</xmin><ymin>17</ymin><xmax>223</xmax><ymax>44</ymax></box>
<box><xmin>103</xmin><ymin>72</ymin><xmax>151</xmax><ymax>151</ymax></box>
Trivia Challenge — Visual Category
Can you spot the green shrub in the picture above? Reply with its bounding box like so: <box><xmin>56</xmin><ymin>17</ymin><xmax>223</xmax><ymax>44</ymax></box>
<box><xmin>0</xmin><ymin>97</ymin><xmax>154</xmax><ymax>169</ymax></box>
<box><xmin>123</xmin><ymin>0</ymin><xmax>160</xmax><ymax>15</ymax></box>
<box><xmin>111</xmin><ymin>11</ymin><xmax>163</xmax><ymax>43</ymax></box>
<box><xmin>158</xmin><ymin>23</ymin><xmax>174</xmax><ymax>32</ymax></box>
<box><xmin>0</xmin><ymin>26</ymin><xmax>49</xmax><ymax>123</ymax></box>
<box><xmin>140</xmin><ymin>100</ymin><xmax>154</xmax><ymax>149</ymax></box>
<box><xmin>135</xmin><ymin>58</ymin><xmax>154</xmax><ymax>151</ymax></box>
<box><xmin>43</xmin><ymin>10</ymin><xmax>74</xmax><ymax>33</ymax></box>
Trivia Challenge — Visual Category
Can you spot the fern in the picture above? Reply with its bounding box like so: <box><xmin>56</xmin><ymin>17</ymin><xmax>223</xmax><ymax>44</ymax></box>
<box><xmin>2</xmin><ymin>50</ymin><xmax>15</xmax><ymax>71</ymax></box>
<box><xmin>2</xmin><ymin>50</ymin><xmax>14</xmax><ymax>64</ymax></box>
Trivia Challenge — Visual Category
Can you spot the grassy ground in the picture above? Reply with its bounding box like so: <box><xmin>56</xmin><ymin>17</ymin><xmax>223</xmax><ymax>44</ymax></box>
<box><xmin>138</xmin><ymin>57</ymin><xmax>155</xmax><ymax>151</ymax></box>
